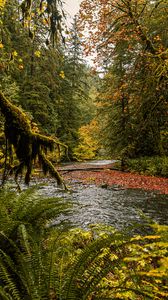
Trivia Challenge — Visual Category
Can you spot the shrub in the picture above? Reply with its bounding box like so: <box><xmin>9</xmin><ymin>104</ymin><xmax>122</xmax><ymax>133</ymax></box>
<box><xmin>0</xmin><ymin>188</ymin><xmax>168</xmax><ymax>299</ymax></box>
<box><xmin>127</xmin><ymin>156</ymin><xmax>168</xmax><ymax>177</ymax></box>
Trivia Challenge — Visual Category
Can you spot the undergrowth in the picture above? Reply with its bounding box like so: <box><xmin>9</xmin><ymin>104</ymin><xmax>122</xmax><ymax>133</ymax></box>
<box><xmin>126</xmin><ymin>156</ymin><xmax>168</xmax><ymax>177</ymax></box>
<box><xmin>0</xmin><ymin>187</ymin><xmax>167</xmax><ymax>299</ymax></box>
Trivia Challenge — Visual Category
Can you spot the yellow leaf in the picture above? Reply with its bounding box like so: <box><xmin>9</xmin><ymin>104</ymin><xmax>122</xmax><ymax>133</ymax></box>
<box><xmin>34</xmin><ymin>50</ymin><xmax>41</xmax><ymax>57</ymax></box>
<box><xmin>59</xmin><ymin>71</ymin><xmax>65</xmax><ymax>79</ymax></box>
<box><xmin>0</xmin><ymin>0</ymin><xmax>6</xmax><ymax>9</ymax></box>
<box><xmin>12</xmin><ymin>50</ymin><xmax>18</xmax><ymax>57</ymax></box>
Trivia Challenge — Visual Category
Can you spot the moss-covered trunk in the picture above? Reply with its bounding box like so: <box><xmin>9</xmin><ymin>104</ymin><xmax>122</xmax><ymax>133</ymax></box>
<box><xmin>0</xmin><ymin>91</ymin><xmax>66</xmax><ymax>188</ymax></box>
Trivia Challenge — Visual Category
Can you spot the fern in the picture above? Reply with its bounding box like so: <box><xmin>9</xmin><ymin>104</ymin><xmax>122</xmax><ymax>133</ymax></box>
<box><xmin>0</xmin><ymin>286</ymin><xmax>17</xmax><ymax>300</ymax></box>
<box><xmin>62</xmin><ymin>232</ymin><xmax>127</xmax><ymax>299</ymax></box>
<box><xmin>0</xmin><ymin>187</ymin><xmax>73</xmax><ymax>299</ymax></box>
<box><xmin>0</xmin><ymin>186</ymin><xmax>72</xmax><ymax>235</ymax></box>
<box><xmin>0</xmin><ymin>230</ymin><xmax>47</xmax><ymax>299</ymax></box>
<box><xmin>53</xmin><ymin>225</ymin><xmax>168</xmax><ymax>300</ymax></box>
<box><xmin>0</xmin><ymin>187</ymin><xmax>167</xmax><ymax>299</ymax></box>
<box><xmin>0</xmin><ymin>250</ymin><xmax>21</xmax><ymax>300</ymax></box>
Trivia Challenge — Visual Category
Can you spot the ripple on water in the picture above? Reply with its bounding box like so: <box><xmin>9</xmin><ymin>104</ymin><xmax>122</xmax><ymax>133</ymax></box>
<box><xmin>40</xmin><ymin>181</ymin><xmax>168</xmax><ymax>231</ymax></box>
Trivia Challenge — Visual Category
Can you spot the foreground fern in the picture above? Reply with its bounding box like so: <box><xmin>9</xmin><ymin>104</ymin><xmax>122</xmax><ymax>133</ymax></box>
<box><xmin>0</xmin><ymin>186</ymin><xmax>72</xmax><ymax>236</ymax></box>
<box><xmin>50</xmin><ymin>225</ymin><xmax>168</xmax><ymax>299</ymax></box>
<box><xmin>0</xmin><ymin>188</ymin><xmax>167</xmax><ymax>299</ymax></box>
<box><xmin>0</xmin><ymin>187</ymin><xmax>72</xmax><ymax>299</ymax></box>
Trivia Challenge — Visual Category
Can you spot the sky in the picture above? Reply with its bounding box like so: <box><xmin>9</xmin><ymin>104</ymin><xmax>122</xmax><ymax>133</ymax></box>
<box><xmin>64</xmin><ymin>0</ymin><xmax>82</xmax><ymax>20</ymax></box>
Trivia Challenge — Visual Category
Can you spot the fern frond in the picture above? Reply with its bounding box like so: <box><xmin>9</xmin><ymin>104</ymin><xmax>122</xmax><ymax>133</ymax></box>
<box><xmin>0</xmin><ymin>259</ymin><xmax>21</xmax><ymax>300</ymax></box>
<box><xmin>0</xmin><ymin>187</ymin><xmax>72</xmax><ymax>236</ymax></box>
<box><xmin>63</xmin><ymin>232</ymin><xmax>126</xmax><ymax>299</ymax></box>
<box><xmin>0</xmin><ymin>187</ymin><xmax>74</xmax><ymax>300</ymax></box>
<box><xmin>0</xmin><ymin>286</ymin><xmax>15</xmax><ymax>300</ymax></box>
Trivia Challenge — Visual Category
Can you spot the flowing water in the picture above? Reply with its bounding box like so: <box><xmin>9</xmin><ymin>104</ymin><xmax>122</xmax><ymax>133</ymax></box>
<box><xmin>4</xmin><ymin>160</ymin><xmax>168</xmax><ymax>231</ymax></box>
<box><xmin>39</xmin><ymin>179</ymin><xmax>168</xmax><ymax>231</ymax></box>
<box><xmin>39</xmin><ymin>159</ymin><xmax>168</xmax><ymax>230</ymax></box>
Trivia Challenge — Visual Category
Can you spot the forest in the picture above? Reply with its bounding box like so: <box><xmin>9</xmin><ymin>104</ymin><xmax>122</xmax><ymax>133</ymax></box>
<box><xmin>0</xmin><ymin>0</ymin><xmax>168</xmax><ymax>299</ymax></box>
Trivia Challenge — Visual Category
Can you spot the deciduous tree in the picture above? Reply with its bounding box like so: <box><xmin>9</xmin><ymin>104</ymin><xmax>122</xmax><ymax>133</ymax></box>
<box><xmin>79</xmin><ymin>0</ymin><xmax>168</xmax><ymax>158</ymax></box>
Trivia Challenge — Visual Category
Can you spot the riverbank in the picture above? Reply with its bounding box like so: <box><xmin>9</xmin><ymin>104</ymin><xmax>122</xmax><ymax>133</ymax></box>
<box><xmin>62</xmin><ymin>169</ymin><xmax>168</xmax><ymax>194</ymax></box>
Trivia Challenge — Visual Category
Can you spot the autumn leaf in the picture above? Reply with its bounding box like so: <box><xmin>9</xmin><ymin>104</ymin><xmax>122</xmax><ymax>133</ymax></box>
<box><xmin>0</xmin><ymin>0</ymin><xmax>6</xmax><ymax>9</ymax></box>
<box><xmin>59</xmin><ymin>71</ymin><xmax>65</xmax><ymax>79</ymax></box>
<box><xmin>12</xmin><ymin>50</ymin><xmax>18</xmax><ymax>57</ymax></box>
<box><xmin>18</xmin><ymin>64</ymin><xmax>24</xmax><ymax>70</ymax></box>
<box><xmin>34</xmin><ymin>50</ymin><xmax>41</xmax><ymax>57</ymax></box>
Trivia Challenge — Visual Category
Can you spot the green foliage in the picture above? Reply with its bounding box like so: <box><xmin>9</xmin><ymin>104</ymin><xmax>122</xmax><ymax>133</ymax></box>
<box><xmin>0</xmin><ymin>76</ymin><xmax>20</xmax><ymax>104</ymax></box>
<box><xmin>0</xmin><ymin>187</ymin><xmax>72</xmax><ymax>300</ymax></box>
<box><xmin>127</xmin><ymin>156</ymin><xmax>168</xmax><ymax>177</ymax></box>
<box><xmin>0</xmin><ymin>91</ymin><xmax>67</xmax><ymax>186</ymax></box>
<box><xmin>94</xmin><ymin>0</ymin><xmax>168</xmax><ymax>160</ymax></box>
<box><xmin>0</xmin><ymin>188</ymin><xmax>168</xmax><ymax>299</ymax></box>
<box><xmin>49</xmin><ymin>224</ymin><xmax>168</xmax><ymax>299</ymax></box>
<box><xmin>0</xmin><ymin>186</ymin><xmax>72</xmax><ymax>237</ymax></box>
<box><xmin>0</xmin><ymin>2</ymin><xmax>96</xmax><ymax>163</ymax></box>
<box><xmin>54</xmin><ymin>18</ymin><xmax>97</xmax><ymax>160</ymax></box>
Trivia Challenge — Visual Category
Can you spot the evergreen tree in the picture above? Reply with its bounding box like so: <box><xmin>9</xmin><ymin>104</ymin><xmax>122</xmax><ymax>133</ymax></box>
<box><xmin>55</xmin><ymin>17</ymin><xmax>95</xmax><ymax>159</ymax></box>
<box><xmin>0</xmin><ymin>0</ymin><xmax>68</xmax><ymax>185</ymax></box>
<box><xmin>79</xmin><ymin>0</ymin><xmax>168</xmax><ymax>159</ymax></box>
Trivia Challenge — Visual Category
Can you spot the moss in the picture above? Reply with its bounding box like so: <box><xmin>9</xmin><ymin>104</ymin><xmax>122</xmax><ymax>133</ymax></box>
<box><xmin>0</xmin><ymin>91</ymin><xmax>66</xmax><ymax>187</ymax></box>
<box><xmin>38</xmin><ymin>151</ymin><xmax>66</xmax><ymax>188</ymax></box>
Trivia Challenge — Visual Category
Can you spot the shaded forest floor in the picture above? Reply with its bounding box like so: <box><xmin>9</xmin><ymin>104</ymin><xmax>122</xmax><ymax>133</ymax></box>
<box><xmin>59</xmin><ymin>163</ymin><xmax>168</xmax><ymax>194</ymax></box>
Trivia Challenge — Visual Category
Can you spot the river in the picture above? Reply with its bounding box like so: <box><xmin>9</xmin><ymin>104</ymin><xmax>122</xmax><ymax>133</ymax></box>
<box><xmin>39</xmin><ymin>178</ymin><xmax>168</xmax><ymax>231</ymax></box>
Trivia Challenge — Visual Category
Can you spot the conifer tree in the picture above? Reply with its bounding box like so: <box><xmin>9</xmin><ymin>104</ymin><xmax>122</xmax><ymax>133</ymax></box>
<box><xmin>0</xmin><ymin>0</ymin><xmax>68</xmax><ymax>186</ymax></box>
<box><xmin>55</xmin><ymin>16</ymin><xmax>95</xmax><ymax>159</ymax></box>
<box><xmin>79</xmin><ymin>0</ymin><xmax>168</xmax><ymax>158</ymax></box>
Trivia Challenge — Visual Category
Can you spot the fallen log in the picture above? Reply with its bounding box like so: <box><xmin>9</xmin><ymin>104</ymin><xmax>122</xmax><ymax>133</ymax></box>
<box><xmin>58</xmin><ymin>166</ymin><xmax>119</xmax><ymax>172</ymax></box>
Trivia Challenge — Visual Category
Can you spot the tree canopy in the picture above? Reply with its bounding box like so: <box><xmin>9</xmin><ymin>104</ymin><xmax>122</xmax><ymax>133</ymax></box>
<box><xmin>78</xmin><ymin>0</ymin><xmax>168</xmax><ymax>159</ymax></box>
<box><xmin>0</xmin><ymin>0</ymin><xmax>96</xmax><ymax>185</ymax></box>
<box><xmin>0</xmin><ymin>0</ymin><xmax>167</xmax><ymax>184</ymax></box>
